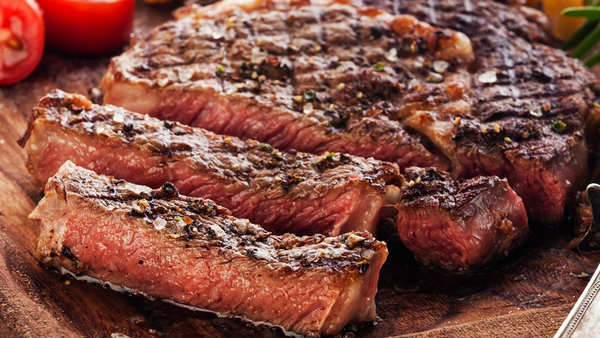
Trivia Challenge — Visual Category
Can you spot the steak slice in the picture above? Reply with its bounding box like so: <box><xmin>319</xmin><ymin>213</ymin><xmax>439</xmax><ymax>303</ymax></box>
<box><xmin>31</xmin><ymin>161</ymin><xmax>388</xmax><ymax>337</ymax></box>
<box><xmin>102</xmin><ymin>0</ymin><xmax>596</xmax><ymax>225</ymax></box>
<box><xmin>397</xmin><ymin>167</ymin><xmax>529</xmax><ymax>270</ymax></box>
<box><xmin>103</xmin><ymin>2</ymin><xmax>475</xmax><ymax>172</ymax></box>
<box><xmin>19</xmin><ymin>90</ymin><xmax>402</xmax><ymax>237</ymax></box>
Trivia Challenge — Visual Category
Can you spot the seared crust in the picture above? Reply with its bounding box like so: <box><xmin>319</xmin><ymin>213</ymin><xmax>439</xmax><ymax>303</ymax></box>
<box><xmin>402</xmin><ymin>167</ymin><xmax>518</xmax><ymax>214</ymax></box>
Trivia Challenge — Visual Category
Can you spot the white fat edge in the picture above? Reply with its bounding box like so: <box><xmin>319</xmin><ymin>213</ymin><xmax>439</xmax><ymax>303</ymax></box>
<box><xmin>59</xmin><ymin>267</ymin><xmax>154</xmax><ymax>301</ymax></box>
<box><xmin>58</xmin><ymin>267</ymin><xmax>303</xmax><ymax>337</ymax></box>
<box><xmin>28</xmin><ymin>196</ymin><xmax>48</xmax><ymax>220</ymax></box>
<box><xmin>162</xmin><ymin>300</ymin><xmax>303</xmax><ymax>338</ymax></box>
<box><xmin>30</xmin><ymin>198</ymin><xmax>70</xmax><ymax>263</ymax></box>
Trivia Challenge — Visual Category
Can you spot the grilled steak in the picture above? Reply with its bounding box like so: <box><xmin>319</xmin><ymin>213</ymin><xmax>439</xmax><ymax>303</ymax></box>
<box><xmin>397</xmin><ymin>167</ymin><xmax>529</xmax><ymax>270</ymax></box>
<box><xmin>20</xmin><ymin>91</ymin><xmax>529</xmax><ymax>269</ymax></box>
<box><xmin>31</xmin><ymin>162</ymin><xmax>388</xmax><ymax>336</ymax></box>
<box><xmin>102</xmin><ymin>0</ymin><xmax>595</xmax><ymax>225</ymax></box>
<box><xmin>103</xmin><ymin>2</ymin><xmax>474</xmax><ymax>172</ymax></box>
<box><xmin>358</xmin><ymin>0</ymin><xmax>594</xmax><ymax>225</ymax></box>
<box><xmin>19</xmin><ymin>90</ymin><xmax>401</xmax><ymax>237</ymax></box>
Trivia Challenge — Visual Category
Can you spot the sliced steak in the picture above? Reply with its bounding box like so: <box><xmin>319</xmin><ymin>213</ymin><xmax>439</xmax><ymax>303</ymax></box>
<box><xmin>103</xmin><ymin>2</ymin><xmax>475</xmax><ymax>172</ymax></box>
<box><xmin>31</xmin><ymin>162</ymin><xmax>388</xmax><ymax>337</ymax></box>
<box><xmin>397</xmin><ymin>167</ymin><xmax>529</xmax><ymax>270</ymax></box>
<box><xmin>102</xmin><ymin>0</ymin><xmax>596</xmax><ymax>225</ymax></box>
<box><xmin>20</xmin><ymin>91</ymin><xmax>529</xmax><ymax>269</ymax></box>
<box><xmin>19</xmin><ymin>90</ymin><xmax>402</xmax><ymax>237</ymax></box>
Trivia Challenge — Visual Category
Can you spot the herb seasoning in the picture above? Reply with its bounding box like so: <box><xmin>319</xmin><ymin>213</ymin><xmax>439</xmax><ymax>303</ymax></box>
<box><xmin>552</xmin><ymin>120</ymin><xmax>567</xmax><ymax>133</ymax></box>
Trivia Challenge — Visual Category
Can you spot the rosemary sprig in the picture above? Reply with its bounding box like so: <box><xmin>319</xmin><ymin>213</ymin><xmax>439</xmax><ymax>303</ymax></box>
<box><xmin>562</xmin><ymin>19</ymin><xmax>599</xmax><ymax>50</ymax></box>
<box><xmin>562</xmin><ymin>1</ymin><xmax>600</xmax><ymax>66</ymax></box>
<box><xmin>563</xmin><ymin>7</ymin><xmax>600</xmax><ymax>19</ymax></box>
<box><xmin>572</xmin><ymin>26</ymin><xmax>600</xmax><ymax>59</ymax></box>
<box><xmin>585</xmin><ymin>48</ymin><xmax>600</xmax><ymax>66</ymax></box>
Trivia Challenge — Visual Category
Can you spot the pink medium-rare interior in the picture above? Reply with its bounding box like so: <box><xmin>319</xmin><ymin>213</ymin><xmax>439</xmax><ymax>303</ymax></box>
<box><xmin>26</xmin><ymin>122</ymin><xmax>384</xmax><ymax>236</ymax></box>
<box><xmin>103</xmin><ymin>81</ymin><xmax>449</xmax><ymax>171</ymax></box>
<box><xmin>397</xmin><ymin>181</ymin><xmax>529</xmax><ymax>270</ymax></box>
<box><xmin>32</xmin><ymin>172</ymin><xmax>383</xmax><ymax>335</ymax></box>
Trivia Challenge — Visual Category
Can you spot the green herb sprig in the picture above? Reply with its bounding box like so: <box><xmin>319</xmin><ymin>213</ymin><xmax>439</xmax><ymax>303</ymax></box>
<box><xmin>562</xmin><ymin>1</ymin><xmax>600</xmax><ymax>67</ymax></box>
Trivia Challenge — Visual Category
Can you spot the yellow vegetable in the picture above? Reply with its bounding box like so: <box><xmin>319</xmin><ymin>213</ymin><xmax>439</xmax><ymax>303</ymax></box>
<box><xmin>528</xmin><ymin>0</ymin><xmax>586</xmax><ymax>40</ymax></box>
<box><xmin>543</xmin><ymin>0</ymin><xmax>584</xmax><ymax>16</ymax></box>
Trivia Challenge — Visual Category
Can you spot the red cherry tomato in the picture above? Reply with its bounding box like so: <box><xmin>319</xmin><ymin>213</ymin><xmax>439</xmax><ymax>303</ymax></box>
<box><xmin>36</xmin><ymin>0</ymin><xmax>135</xmax><ymax>56</ymax></box>
<box><xmin>0</xmin><ymin>0</ymin><xmax>45</xmax><ymax>85</ymax></box>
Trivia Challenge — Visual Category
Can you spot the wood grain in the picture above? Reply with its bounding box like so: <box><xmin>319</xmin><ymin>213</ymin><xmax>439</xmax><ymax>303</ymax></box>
<box><xmin>1</xmin><ymin>1</ymin><xmax>599</xmax><ymax>337</ymax></box>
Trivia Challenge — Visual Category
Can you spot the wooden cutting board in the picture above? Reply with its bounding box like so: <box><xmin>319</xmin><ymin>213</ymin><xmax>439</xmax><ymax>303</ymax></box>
<box><xmin>0</xmin><ymin>1</ymin><xmax>599</xmax><ymax>337</ymax></box>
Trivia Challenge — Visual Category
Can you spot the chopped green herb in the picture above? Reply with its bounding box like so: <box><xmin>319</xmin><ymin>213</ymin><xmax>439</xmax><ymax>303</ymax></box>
<box><xmin>258</xmin><ymin>143</ymin><xmax>271</xmax><ymax>151</ymax></box>
<box><xmin>216</xmin><ymin>65</ymin><xmax>226</xmax><ymax>77</ymax></box>
<box><xmin>373</xmin><ymin>61</ymin><xmax>385</xmax><ymax>72</ymax></box>
<box><xmin>552</xmin><ymin>120</ymin><xmax>567</xmax><ymax>133</ymax></box>
<box><xmin>174</xmin><ymin>216</ymin><xmax>183</xmax><ymax>221</ymax></box>
<box><xmin>303</xmin><ymin>91</ymin><xmax>315</xmax><ymax>101</ymax></box>
<box><xmin>314</xmin><ymin>152</ymin><xmax>337</xmax><ymax>168</ymax></box>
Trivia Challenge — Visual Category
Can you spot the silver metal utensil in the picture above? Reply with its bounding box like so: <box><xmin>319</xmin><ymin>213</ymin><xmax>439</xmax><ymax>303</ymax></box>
<box><xmin>555</xmin><ymin>183</ymin><xmax>600</xmax><ymax>337</ymax></box>
<box><xmin>554</xmin><ymin>262</ymin><xmax>600</xmax><ymax>338</ymax></box>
